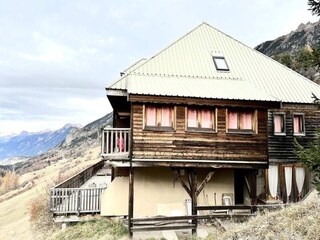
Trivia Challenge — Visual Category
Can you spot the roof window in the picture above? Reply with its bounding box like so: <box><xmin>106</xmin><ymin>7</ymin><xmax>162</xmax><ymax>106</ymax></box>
<box><xmin>213</xmin><ymin>56</ymin><xmax>229</xmax><ymax>71</ymax></box>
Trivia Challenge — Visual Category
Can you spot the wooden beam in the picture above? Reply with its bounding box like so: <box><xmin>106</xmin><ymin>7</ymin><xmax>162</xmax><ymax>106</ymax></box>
<box><xmin>171</xmin><ymin>168</ymin><xmax>192</xmax><ymax>197</ymax></box>
<box><xmin>190</xmin><ymin>168</ymin><xmax>197</xmax><ymax>235</ymax></box>
<box><xmin>128</xmin><ymin>167</ymin><xmax>134</xmax><ymax>236</ymax></box>
<box><xmin>196</xmin><ymin>171</ymin><xmax>215</xmax><ymax>196</ymax></box>
<box><xmin>244</xmin><ymin>175</ymin><xmax>251</xmax><ymax>196</ymax></box>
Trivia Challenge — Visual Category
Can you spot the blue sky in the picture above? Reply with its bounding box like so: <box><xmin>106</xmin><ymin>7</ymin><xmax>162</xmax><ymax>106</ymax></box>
<box><xmin>0</xmin><ymin>0</ymin><xmax>318</xmax><ymax>136</ymax></box>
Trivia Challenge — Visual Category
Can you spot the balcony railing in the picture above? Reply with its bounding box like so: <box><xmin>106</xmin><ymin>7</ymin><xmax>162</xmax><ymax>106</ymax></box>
<box><xmin>50</xmin><ymin>187</ymin><xmax>105</xmax><ymax>215</ymax></box>
<box><xmin>101</xmin><ymin>128</ymin><xmax>130</xmax><ymax>158</ymax></box>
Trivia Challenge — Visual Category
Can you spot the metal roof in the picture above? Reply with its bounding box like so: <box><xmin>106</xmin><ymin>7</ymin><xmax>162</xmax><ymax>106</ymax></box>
<box><xmin>107</xmin><ymin>22</ymin><xmax>320</xmax><ymax>104</ymax></box>
<box><xmin>126</xmin><ymin>75</ymin><xmax>279</xmax><ymax>102</ymax></box>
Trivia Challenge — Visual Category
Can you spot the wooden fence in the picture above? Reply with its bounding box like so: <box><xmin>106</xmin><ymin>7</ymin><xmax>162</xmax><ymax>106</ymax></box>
<box><xmin>128</xmin><ymin>204</ymin><xmax>289</xmax><ymax>234</ymax></box>
<box><xmin>53</xmin><ymin>160</ymin><xmax>105</xmax><ymax>189</ymax></box>
<box><xmin>50</xmin><ymin>187</ymin><xmax>105</xmax><ymax>215</ymax></box>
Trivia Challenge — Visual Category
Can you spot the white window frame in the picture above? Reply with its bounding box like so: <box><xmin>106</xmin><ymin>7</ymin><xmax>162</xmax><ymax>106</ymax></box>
<box><xmin>273</xmin><ymin>112</ymin><xmax>286</xmax><ymax>136</ymax></box>
<box><xmin>293</xmin><ymin>113</ymin><xmax>305</xmax><ymax>136</ymax></box>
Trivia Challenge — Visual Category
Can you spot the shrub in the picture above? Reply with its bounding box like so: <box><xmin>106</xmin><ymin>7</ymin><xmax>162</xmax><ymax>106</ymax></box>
<box><xmin>29</xmin><ymin>189</ymin><xmax>57</xmax><ymax>237</ymax></box>
<box><xmin>0</xmin><ymin>171</ymin><xmax>19</xmax><ymax>195</ymax></box>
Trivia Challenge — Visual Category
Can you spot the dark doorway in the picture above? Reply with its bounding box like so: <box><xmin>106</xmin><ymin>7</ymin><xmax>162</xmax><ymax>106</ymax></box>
<box><xmin>234</xmin><ymin>169</ymin><xmax>245</xmax><ymax>204</ymax></box>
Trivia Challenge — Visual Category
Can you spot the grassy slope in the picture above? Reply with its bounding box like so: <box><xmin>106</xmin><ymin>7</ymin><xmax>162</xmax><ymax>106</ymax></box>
<box><xmin>0</xmin><ymin>146</ymin><xmax>101</xmax><ymax>240</ymax></box>
<box><xmin>219</xmin><ymin>191</ymin><xmax>320</xmax><ymax>240</ymax></box>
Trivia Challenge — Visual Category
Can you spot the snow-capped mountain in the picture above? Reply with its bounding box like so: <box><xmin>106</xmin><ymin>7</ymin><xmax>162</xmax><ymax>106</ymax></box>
<box><xmin>0</xmin><ymin>124</ymin><xmax>78</xmax><ymax>161</ymax></box>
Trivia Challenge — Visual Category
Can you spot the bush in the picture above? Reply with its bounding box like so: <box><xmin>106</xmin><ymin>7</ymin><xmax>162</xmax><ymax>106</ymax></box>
<box><xmin>0</xmin><ymin>171</ymin><xmax>19</xmax><ymax>195</ymax></box>
<box><xmin>29</xmin><ymin>190</ymin><xmax>57</xmax><ymax>237</ymax></box>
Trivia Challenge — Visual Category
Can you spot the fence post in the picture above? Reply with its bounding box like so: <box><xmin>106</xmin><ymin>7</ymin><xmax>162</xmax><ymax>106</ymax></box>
<box><xmin>77</xmin><ymin>189</ymin><xmax>81</xmax><ymax>215</ymax></box>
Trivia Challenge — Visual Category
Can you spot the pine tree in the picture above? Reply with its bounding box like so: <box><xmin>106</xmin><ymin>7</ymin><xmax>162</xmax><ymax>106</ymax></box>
<box><xmin>295</xmin><ymin>129</ymin><xmax>320</xmax><ymax>192</ymax></box>
<box><xmin>308</xmin><ymin>0</ymin><xmax>320</xmax><ymax>16</ymax></box>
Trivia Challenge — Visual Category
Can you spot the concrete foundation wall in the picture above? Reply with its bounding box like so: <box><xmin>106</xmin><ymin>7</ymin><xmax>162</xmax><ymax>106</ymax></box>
<box><xmin>101</xmin><ymin>167</ymin><xmax>234</xmax><ymax>217</ymax></box>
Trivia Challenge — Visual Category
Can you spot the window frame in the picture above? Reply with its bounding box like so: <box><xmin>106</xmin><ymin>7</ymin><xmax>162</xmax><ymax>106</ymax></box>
<box><xmin>226</xmin><ymin>109</ymin><xmax>258</xmax><ymax>134</ymax></box>
<box><xmin>293</xmin><ymin>113</ymin><xmax>305</xmax><ymax>136</ymax></box>
<box><xmin>212</xmin><ymin>56</ymin><xmax>229</xmax><ymax>71</ymax></box>
<box><xmin>185</xmin><ymin>107</ymin><xmax>217</xmax><ymax>132</ymax></box>
<box><xmin>143</xmin><ymin>105</ymin><xmax>176</xmax><ymax>131</ymax></box>
<box><xmin>273</xmin><ymin>112</ymin><xmax>286</xmax><ymax>136</ymax></box>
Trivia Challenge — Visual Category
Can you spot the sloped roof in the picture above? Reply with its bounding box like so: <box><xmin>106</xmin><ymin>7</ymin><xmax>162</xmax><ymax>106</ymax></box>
<box><xmin>107</xmin><ymin>22</ymin><xmax>320</xmax><ymax>104</ymax></box>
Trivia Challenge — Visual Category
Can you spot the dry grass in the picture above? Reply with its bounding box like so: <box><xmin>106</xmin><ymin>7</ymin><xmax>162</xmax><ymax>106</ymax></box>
<box><xmin>48</xmin><ymin>218</ymin><xmax>128</xmax><ymax>240</ymax></box>
<box><xmin>0</xmin><ymin>146</ymin><xmax>100</xmax><ymax>240</ymax></box>
<box><xmin>219</xmin><ymin>191</ymin><xmax>320</xmax><ymax>240</ymax></box>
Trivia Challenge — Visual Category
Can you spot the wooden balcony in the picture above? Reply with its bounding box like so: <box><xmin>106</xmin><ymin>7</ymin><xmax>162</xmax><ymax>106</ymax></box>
<box><xmin>101</xmin><ymin>127</ymin><xmax>130</xmax><ymax>160</ymax></box>
<box><xmin>50</xmin><ymin>160</ymin><xmax>108</xmax><ymax>216</ymax></box>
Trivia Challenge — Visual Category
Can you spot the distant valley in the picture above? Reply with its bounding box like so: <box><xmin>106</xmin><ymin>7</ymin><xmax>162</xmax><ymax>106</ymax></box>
<box><xmin>0</xmin><ymin>112</ymin><xmax>113</xmax><ymax>166</ymax></box>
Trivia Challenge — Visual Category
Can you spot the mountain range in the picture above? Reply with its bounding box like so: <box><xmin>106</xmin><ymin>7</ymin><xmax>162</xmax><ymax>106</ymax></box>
<box><xmin>0</xmin><ymin>124</ymin><xmax>77</xmax><ymax>162</ymax></box>
<box><xmin>255</xmin><ymin>21</ymin><xmax>320</xmax><ymax>57</ymax></box>
<box><xmin>255</xmin><ymin>20</ymin><xmax>320</xmax><ymax>82</ymax></box>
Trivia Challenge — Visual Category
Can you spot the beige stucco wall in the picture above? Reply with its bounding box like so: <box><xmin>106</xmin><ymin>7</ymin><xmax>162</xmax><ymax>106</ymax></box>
<box><xmin>101</xmin><ymin>167</ymin><xmax>234</xmax><ymax>217</ymax></box>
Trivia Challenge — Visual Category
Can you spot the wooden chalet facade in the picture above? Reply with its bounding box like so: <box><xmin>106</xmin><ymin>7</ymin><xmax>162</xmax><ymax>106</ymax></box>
<box><xmin>99</xmin><ymin>23</ymin><xmax>320</xmax><ymax>233</ymax></box>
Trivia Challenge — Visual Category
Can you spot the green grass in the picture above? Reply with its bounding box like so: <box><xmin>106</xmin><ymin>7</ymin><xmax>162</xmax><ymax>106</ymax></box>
<box><xmin>48</xmin><ymin>218</ymin><xmax>128</xmax><ymax>240</ymax></box>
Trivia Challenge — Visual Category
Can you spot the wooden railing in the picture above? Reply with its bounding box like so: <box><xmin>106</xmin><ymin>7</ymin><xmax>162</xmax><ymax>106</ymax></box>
<box><xmin>50</xmin><ymin>160</ymin><xmax>106</xmax><ymax>215</ymax></box>
<box><xmin>53</xmin><ymin>160</ymin><xmax>105</xmax><ymax>189</ymax></box>
<box><xmin>50</xmin><ymin>188</ymin><xmax>105</xmax><ymax>215</ymax></box>
<box><xmin>101</xmin><ymin>128</ymin><xmax>130</xmax><ymax>158</ymax></box>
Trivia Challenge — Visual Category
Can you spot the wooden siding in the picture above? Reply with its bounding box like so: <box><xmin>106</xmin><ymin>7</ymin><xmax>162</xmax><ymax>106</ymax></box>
<box><xmin>132</xmin><ymin>103</ymin><xmax>269</xmax><ymax>168</ymax></box>
<box><xmin>268</xmin><ymin>103</ymin><xmax>320</xmax><ymax>163</ymax></box>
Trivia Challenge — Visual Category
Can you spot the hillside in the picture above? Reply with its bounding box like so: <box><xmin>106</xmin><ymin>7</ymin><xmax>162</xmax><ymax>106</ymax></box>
<box><xmin>0</xmin><ymin>112</ymin><xmax>113</xmax><ymax>239</ymax></box>
<box><xmin>15</xmin><ymin>112</ymin><xmax>113</xmax><ymax>174</ymax></box>
<box><xmin>255</xmin><ymin>21</ymin><xmax>320</xmax><ymax>56</ymax></box>
<box><xmin>255</xmin><ymin>20</ymin><xmax>320</xmax><ymax>82</ymax></box>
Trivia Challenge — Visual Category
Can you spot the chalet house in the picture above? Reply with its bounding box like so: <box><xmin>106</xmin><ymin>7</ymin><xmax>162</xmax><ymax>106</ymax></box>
<box><xmin>100</xmin><ymin>22</ymin><xmax>320</xmax><ymax>229</ymax></box>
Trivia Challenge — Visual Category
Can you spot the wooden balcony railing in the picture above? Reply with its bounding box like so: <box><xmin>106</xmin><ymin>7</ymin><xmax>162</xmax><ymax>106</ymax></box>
<box><xmin>101</xmin><ymin>128</ymin><xmax>130</xmax><ymax>159</ymax></box>
<box><xmin>50</xmin><ymin>187</ymin><xmax>105</xmax><ymax>215</ymax></box>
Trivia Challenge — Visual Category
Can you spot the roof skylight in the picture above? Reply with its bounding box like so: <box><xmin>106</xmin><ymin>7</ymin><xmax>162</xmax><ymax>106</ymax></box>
<box><xmin>213</xmin><ymin>56</ymin><xmax>229</xmax><ymax>71</ymax></box>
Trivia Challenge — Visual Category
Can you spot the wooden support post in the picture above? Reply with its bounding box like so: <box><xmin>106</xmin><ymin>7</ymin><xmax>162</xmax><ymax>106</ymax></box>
<box><xmin>190</xmin><ymin>168</ymin><xmax>197</xmax><ymax>235</ymax></box>
<box><xmin>245</xmin><ymin>170</ymin><xmax>257</xmax><ymax>205</ymax></box>
<box><xmin>172</xmin><ymin>168</ymin><xmax>192</xmax><ymax>197</ymax></box>
<box><xmin>196</xmin><ymin>171</ymin><xmax>215</xmax><ymax>196</ymax></box>
<box><xmin>128</xmin><ymin>166</ymin><xmax>134</xmax><ymax>237</ymax></box>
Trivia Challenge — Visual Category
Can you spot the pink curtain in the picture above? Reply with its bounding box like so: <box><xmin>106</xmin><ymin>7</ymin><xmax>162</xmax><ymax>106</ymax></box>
<box><xmin>161</xmin><ymin>107</ymin><xmax>172</xmax><ymax>127</ymax></box>
<box><xmin>294</xmin><ymin>116</ymin><xmax>302</xmax><ymax>133</ymax></box>
<box><xmin>274</xmin><ymin>115</ymin><xmax>283</xmax><ymax>133</ymax></box>
<box><xmin>228</xmin><ymin>111</ymin><xmax>238</xmax><ymax>129</ymax></box>
<box><xmin>240</xmin><ymin>112</ymin><xmax>252</xmax><ymax>130</ymax></box>
<box><xmin>146</xmin><ymin>106</ymin><xmax>157</xmax><ymax>126</ymax></box>
<box><xmin>201</xmin><ymin>110</ymin><xmax>213</xmax><ymax>128</ymax></box>
<box><xmin>188</xmin><ymin>109</ymin><xmax>198</xmax><ymax>128</ymax></box>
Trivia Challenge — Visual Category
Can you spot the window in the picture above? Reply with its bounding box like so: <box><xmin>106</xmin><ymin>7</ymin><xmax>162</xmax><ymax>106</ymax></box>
<box><xmin>213</xmin><ymin>56</ymin><xmax>229</xmax><ymax>71</ymax></box>
<box><xmin>144</xmin><ymin>105</ymin><xmax>174</xmax><ymax>130</ymax></box>
<box><xmin>274</xmin><ymin>113</ymin><xmax>286</xmax><ymax>135</ymax></box>
<box><xmin>227</xmin><ymin>109</ymin><xmax>257</xmax><ymax>133</ymax></box>
<box><xmin>293</xmin><ymin>114</ymin><xmax>305</xmax><ymax>135</ymax></box>
<box><xmin>186</xmin><ymin>108</ymin><xmax>216</xmax><ymax>131</ymax></box>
